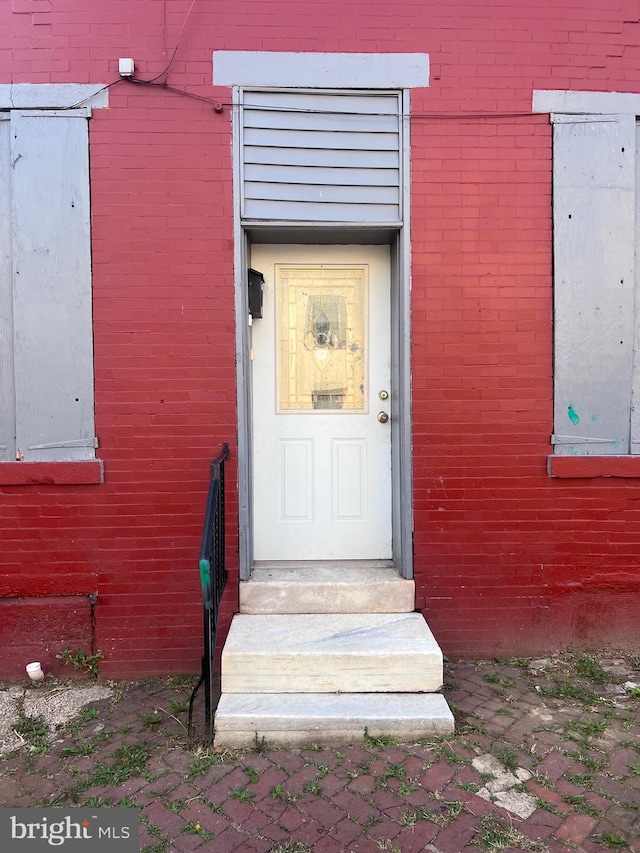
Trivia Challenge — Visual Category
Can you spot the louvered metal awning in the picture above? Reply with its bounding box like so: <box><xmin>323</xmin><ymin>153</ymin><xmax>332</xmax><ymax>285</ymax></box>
<box><xmin>240</xmin><ymin>90</ymin><xmax>403</xmax><ymax>225</ymax></box>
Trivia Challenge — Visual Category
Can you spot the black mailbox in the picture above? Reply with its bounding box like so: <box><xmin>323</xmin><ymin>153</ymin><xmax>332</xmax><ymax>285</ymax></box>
<box><xmin>248</xmin><ymin>268</ymin><xmax>264</xmax><ymax>319</ymax></box>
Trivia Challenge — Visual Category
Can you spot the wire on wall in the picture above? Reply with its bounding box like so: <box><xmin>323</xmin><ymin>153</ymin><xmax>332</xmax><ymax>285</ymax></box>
<box><xmin>143</xmin><ymin>0</ymin><xmax>198</xmax><ymax>85</ymax></box>
<box><xmin>31</xmin><ymin>0</ymin><xmax>542</xmax><ymax>121</ymax></box>
<box><xmin>126</xmin><ymin>76</ymin><xmax>224</xmax><ymax>111</ymax></box>
<box><xmin>26</xmin><ymin>77</ymin><xmax>543</xmax><ymax>120</ymax></box>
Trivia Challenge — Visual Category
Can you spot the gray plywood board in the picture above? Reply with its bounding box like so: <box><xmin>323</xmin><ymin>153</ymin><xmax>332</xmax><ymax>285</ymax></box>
<box><xmin>0</xmin><ymin>116</ymin><xmax>14</xmax><ymax>460</ymax></box>
<box><xmin>632</xmin><ymin>122</ymin><xmax>640</xmax><ymax>454</ymax></box>
<box><xmin>10</xmin><ymin>111</ymin><xmax>95</xmax><ymax>461</ymax></box>
<box><xmin>553</xmin><ymin>114</ymin><xmax>636</xmax><ymax>455</ymax></box>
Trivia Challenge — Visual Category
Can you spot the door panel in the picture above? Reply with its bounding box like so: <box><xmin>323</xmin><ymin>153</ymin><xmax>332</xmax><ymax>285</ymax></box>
<box><xmin>251</xmin><ymin>245</ymin><xmax>392</xmax><ymax>561</ymax></box>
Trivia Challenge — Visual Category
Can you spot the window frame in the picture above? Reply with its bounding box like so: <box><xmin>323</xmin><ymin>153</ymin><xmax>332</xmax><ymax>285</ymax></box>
<box><xmin>0</xmin><ymin>84</ymin><xmax>107</xmax><ymax>485</ymax></box>
<box><xmin>534</xmin><ymin>90</ymin><xmax>640</xmax><ymax>477</ymax></box>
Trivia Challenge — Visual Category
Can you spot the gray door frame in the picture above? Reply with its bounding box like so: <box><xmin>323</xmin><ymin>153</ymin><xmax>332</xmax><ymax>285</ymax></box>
<box><xmin>232</xmin><ymin>94</ymin><xmax>414</xmax><ymax>581</ymax></box>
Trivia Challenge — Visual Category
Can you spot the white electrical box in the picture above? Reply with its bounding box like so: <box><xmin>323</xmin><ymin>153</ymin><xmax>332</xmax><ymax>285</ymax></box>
<box><xmin>118</xmin><ymin>58</ymin><xmax>135</xmax><ymax>77</ymax></box>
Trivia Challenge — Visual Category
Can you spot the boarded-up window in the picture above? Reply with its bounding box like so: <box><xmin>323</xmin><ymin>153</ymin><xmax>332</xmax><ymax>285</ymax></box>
<box><xmin>0</xmin><ymin>109</ymin><xmax>95</xmax><ymax>462</ymax></box>
<box><xmin>239</xmin><ymin>90</ymin><xmax>403</xmax><ymax>224</ymax></box>
<box><xmin>552</xmin><ymin>113</ymin><xmax>640</xmax><ymax>456</ymax></box>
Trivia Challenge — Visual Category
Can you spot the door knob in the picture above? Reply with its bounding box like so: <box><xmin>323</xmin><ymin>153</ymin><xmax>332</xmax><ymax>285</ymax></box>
<box><xmin>377</xmin><ymin>411</ymin><xmax>389</xmax><ymax>424</ymax></box>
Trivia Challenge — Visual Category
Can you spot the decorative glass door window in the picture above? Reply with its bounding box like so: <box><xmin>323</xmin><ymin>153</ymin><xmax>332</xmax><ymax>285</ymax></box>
<box><xmin>277</xmin><ymin>266</ymin><xmax>367</xmax><ymax>412</ymax></box>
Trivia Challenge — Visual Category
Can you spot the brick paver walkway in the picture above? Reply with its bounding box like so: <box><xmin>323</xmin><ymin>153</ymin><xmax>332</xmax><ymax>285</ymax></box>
<box><xmin>1</xmin><ymin>653</ymin><xmax>638</xmax><ymax>852</ymax></box>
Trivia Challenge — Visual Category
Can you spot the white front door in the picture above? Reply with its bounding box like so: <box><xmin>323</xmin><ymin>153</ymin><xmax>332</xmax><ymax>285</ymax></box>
<box><xmin>251</xmin><ymin>245</ymin><xmax>392</xmax><ymax>562</ymax></box>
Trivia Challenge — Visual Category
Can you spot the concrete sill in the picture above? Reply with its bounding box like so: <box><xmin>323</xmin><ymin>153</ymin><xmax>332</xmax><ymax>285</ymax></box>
<box><xmin>548</xmin><ymin>455</ymin><xmax>640</xmax><ymax>479</ymax></box>
<box><xmin>0</xmin><ymin>460</ymin><xmax>103</xmax><ymax>485</ymax></box>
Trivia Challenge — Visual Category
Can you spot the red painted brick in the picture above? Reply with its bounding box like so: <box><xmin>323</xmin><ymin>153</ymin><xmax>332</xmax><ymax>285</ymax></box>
<box><xmin>0</xmin><ymin>462</ymin><xmax>103</xmax><ymax>486</ymax></box>
<box><xmin>0</xmin><ymin>0</ymin><xmax>639</xmax><ymax>675</ymax></box>
<box><xmin>0</xmin><ymin>596</ymin><xmax>94</xmax><ymax>679</ymax></box>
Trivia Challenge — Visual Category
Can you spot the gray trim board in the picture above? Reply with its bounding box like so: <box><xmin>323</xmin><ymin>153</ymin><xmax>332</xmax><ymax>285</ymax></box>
<box><xmin>533</xmin><ymin>90</ymin><xmax>640</xmax><ymax>115</ymax></box>
<box><xmin>0</xmin><ymin>84</ymin><xmax>109</xmax><ymax>110</ymax></box>
<box><xmin>243</xmin><ymin>225</ymin><xmax>398</xmax><ymax>244</ymax></box>
<box><xmin>396</xmin><ymin>88</ymin><xmax>414</xmax><ymax>579</ymax></box>
<box><xmin>233</xmin><ymin>86</ymin><xmax>253</xmax><ymax>579</ymax></box>
<box><xmin>214</xmin><ymin>52</ymin><xmax>429</xmax><ymax>89</ymax></box>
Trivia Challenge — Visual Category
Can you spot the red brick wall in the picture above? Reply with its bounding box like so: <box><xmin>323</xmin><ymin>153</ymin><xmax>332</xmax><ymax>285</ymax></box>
<box><xmin>0</xmin><ymin>596</ymin><xmax>94</xmax><ymax>680</ymax></box>
<box><xmin>1</xmin><ymin>1</ymin><xmax>639</xmax><ymax>676</ymax></box>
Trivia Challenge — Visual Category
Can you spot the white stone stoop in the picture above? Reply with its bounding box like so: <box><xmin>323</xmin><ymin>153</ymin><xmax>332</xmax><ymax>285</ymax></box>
<box><xmin>214</xmin><ymin>565</ymin><xmax>455</xmax><ymax>747</ymax></box>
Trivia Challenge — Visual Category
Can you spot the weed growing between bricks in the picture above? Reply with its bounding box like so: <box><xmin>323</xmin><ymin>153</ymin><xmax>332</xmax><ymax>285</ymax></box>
<box><xmin>0</xmin><ymin>653</ymin><xmax>638</xmax><ymax>852</ymax></box>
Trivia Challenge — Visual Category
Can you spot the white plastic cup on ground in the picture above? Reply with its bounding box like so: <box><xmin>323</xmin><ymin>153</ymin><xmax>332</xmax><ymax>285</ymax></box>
<box><xmin>26</xmin><ymin>662</ymin><xmax>45</xmax><ymax>682</ymax></box>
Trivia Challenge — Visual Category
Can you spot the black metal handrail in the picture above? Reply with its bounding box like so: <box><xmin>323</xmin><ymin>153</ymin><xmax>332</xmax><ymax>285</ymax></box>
<box><xmin>188</xmin><ymin>442</ymin><xmax>230</xmax><ymax>744</ymax></box>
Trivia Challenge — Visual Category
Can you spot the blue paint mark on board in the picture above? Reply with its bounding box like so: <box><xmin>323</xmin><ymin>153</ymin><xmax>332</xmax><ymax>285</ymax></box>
<box><xmin>567</xmin><ymin>405</ymin><xmax>580</xmax><ymax>425</ymax></box>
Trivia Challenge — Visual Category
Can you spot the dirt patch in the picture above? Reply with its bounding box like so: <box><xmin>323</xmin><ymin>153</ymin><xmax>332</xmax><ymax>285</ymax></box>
<box><xmin>0</xmin><ymin>680</ymin><xmax>114</xmax><ymax>755</ymax></box>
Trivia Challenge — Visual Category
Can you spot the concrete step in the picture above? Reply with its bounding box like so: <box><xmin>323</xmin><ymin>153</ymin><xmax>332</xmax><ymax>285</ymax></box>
<box><xmin>240</xmin><ymin>564</ymin><xmax>415</xmax><ymax>614</ymax></box>
<box><xmin>215</xmin><ymin>692</ymin><xmax>455</xmax><ymax>748</ymax></box>
<box><xmin>220</xmin><ymin>613</ymin><xmax>443</xmax><ymax>694</ymax></box>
